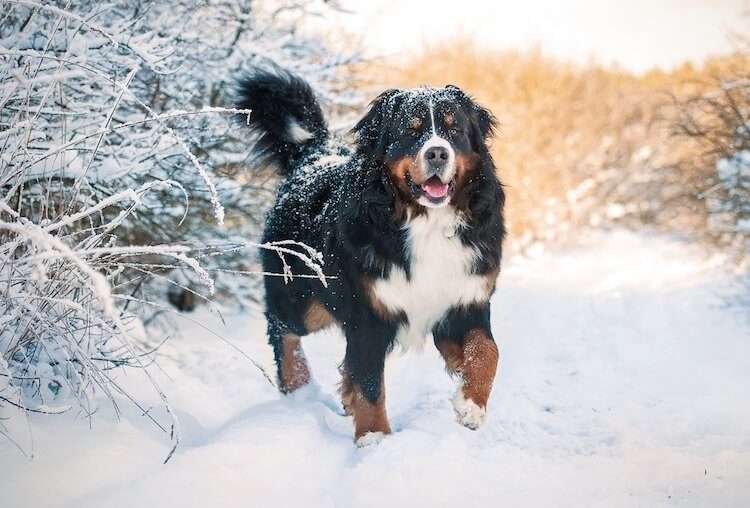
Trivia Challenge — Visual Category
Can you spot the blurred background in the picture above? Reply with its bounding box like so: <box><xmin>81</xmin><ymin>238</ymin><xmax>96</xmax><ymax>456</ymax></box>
<box><xmin>323</xmin><ymin>0</ymin><xmax>750</xmax><ymax>255</ymax></box>
<box><xmin>335</xmin><ymin>0</ymin><xmax>745</xmax><ymax>73</ymax></box>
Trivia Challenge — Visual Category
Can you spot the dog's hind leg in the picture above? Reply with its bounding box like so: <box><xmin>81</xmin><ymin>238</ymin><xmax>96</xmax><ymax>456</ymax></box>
<box><xmin>268</xmin><ymin>321</ymin><xmax>312</xmax><ymax>394</ymax></box>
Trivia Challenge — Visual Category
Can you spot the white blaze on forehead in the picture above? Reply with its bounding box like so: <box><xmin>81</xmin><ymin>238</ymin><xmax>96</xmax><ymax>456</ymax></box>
<box><xmin>419</xmin><ymin>93</ymin><xmax>456</xmax><ymax>185</ymax></box>
<box><xmin>424</xmin><ymin>93</ymin><xmax>454</xmax><ymax>156</ymax></box>
<box><xmin>429</xmin><ymin>95</ymin><xmax>438</xmax><ymax>136</ymax></box>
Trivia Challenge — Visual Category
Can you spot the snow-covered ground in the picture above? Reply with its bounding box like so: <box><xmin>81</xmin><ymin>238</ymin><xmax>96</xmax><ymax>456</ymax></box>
<box><xmin>1</xmin><ymin>230</ymin><xmax>749</xmax><ymax>507</ymax></box>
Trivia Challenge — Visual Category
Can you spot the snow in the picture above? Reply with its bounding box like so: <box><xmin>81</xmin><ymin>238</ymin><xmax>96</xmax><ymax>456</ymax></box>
<box><xmin>1</xmin><ymin>230</ymin><xmax>749</xmax><ymax>506</ymax></box>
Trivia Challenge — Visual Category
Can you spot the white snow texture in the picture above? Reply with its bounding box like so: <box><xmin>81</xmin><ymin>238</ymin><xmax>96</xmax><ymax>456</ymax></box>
<box><xmin>1</xmin><ymin>230</ymin><xmax>748</xmax><ymax>507</ymax></box>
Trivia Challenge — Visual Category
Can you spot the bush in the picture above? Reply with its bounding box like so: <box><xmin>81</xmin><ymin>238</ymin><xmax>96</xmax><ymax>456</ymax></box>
<box><xmin>673</xmin><ymin>74</ymin><xmax>750</xmax><ymax>255</ymax></box>
<box><xmin>0</xmin><ymin>0</ymin><xmax>351</xmax><ymax>458</ymax></box>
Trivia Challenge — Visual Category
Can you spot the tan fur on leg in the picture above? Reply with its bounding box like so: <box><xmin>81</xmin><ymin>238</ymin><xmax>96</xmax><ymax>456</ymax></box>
<box><xmin>339</xmin><ymin>363</ymin><xmax>391</xmax><ymax>444</ymax></box>
<box><xmin>460</xmin><ymin>329</ymin><xmax>499</xmax><ymax>409</ymax></box>
<box><xmin>278</xmin><ymin>333</ymin><xmax>311</xmax><ymax>393</ymax></box>
<box><xmin>437</xmin><ymin>328</ymin><xmax>499</xmax><ymax>428</ymax></box>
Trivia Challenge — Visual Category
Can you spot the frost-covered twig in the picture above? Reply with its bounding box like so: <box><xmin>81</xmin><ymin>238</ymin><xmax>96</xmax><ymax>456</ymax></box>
<box><xmin>5</xmin><ymin>0</ymin><xmax>120</xmax><ymax>47</ymax></box>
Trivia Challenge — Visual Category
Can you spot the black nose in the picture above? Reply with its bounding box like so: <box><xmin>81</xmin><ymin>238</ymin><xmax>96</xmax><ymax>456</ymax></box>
<box><xmin>424</xmin><ymin>146</ymin><xmax>449</xmax><ymax>164</ymax></box>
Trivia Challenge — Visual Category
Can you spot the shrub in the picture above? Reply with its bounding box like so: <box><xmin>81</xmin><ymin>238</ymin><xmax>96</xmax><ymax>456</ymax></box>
<box><xmin>0</xmin><ymin>0</ymin><xmax>350</xmax><ymax>458</ymax></box>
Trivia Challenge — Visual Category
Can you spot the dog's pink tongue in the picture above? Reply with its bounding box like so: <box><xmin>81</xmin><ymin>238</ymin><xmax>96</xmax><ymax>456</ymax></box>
<box><xmin>422</xmin><ymin>179</ymin><xmax>449</xmax><ymax>198</ymax></box>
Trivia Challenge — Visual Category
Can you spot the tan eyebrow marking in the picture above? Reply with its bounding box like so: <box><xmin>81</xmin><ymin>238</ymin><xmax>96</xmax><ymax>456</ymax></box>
<box><xmin>444</xmin><ymin>114</ymin><xmax>454</xmax><ymax>126</ymax></box>
<box><xmin>411</xmin><ymin>118</ymin><xmax>422</xmax><ymax>129</ymax></box>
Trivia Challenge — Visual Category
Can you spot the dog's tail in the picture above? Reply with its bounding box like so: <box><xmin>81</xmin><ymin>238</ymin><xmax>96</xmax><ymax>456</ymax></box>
<box><xmin>235</xmin><ymin>68</ymin><xmax>328</xmax><ymax>176</ymax></box>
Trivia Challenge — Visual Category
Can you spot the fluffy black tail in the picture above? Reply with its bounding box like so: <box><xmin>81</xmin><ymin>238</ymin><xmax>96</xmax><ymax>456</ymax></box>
<box><xmin>235</xmin><ymin>68</ymin><xmax>327</xmax><ymax>176</ymax></box>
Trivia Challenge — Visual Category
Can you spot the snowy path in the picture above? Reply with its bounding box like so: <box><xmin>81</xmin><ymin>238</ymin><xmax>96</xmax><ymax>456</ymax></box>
<box><xmin>2</xmin><ymin>231</ymin><xmax>749</xmax><ymax>507</ymax></box>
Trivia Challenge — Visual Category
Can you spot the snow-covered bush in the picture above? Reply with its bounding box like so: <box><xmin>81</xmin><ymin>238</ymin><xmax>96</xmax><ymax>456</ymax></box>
<box><xmin>674</xmin><ymin>75</ymin><xmax>750</xmax><ymax>255</ymax></box>
<box><xmin>715</xmin><ymin>150</ymin><xmax>750</xmax><ymax>238</ymax></box>
<box><xmin>0</xmin><ymin>0</ymin><xmax>352</xmax><ymax>457</ymax></box>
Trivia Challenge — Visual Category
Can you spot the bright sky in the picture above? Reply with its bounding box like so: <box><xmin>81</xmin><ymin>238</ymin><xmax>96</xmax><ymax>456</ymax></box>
<box><xmin>332</xmin><ymin>0</ymin><xmax>749</xmax><ymax>73</ymax></box>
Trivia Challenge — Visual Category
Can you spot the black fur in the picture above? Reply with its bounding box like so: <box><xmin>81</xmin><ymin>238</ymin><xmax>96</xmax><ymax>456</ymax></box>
<box><xmin>236</xmin><ymin>68</ymin><xmax>505</xmax><ymax>422</ymax></box>
<box><xmin>236</xmin><ymin>68</ymin><xmax>327</xmax><ymax>173</ymax></box>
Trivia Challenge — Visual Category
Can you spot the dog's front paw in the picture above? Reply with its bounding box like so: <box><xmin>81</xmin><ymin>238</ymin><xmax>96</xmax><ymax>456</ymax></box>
<box><xmin>355</xmin><ymin>431</ymin><xmax>386</xmax><ymax>447</ymax></box>
<box><xmin>452</xmin><ymin>390</ymin><xmax>487</xmax><ymax>430</ymax></box>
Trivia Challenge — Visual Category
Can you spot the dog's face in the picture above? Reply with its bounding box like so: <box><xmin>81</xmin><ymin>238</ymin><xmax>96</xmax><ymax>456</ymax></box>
<box><xmin>353</xmin><ymin>85</ymin><xmax>497</xmax><ymax>209</ymax></box>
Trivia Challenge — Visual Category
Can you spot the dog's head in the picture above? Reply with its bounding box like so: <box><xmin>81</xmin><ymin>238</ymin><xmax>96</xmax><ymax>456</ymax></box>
<box><xmin>352</xmin><ymin>85</ymin><xmax>497</xmax><ymax>209</ymax></box>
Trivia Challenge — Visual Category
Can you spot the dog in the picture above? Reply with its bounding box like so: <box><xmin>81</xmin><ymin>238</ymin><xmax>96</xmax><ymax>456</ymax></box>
<box><xmin>236</xmin><ymin>68</ymin><xmax>505</xmax><ymax>446</ymax></box>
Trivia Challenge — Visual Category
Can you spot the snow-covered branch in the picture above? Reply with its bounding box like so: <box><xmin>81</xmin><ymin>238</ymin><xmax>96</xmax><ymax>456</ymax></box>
<box><xmin>0</xmin><ymin>0</ymin><xmax>356</xmax><ymax>460</ymax></box>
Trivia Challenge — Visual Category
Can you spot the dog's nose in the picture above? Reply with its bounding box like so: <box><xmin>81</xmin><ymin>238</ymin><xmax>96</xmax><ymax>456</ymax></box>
<box><xmin>424</xmin><ymin>146</ymin><xmax>449</xmax><ymax>165</ymax></box>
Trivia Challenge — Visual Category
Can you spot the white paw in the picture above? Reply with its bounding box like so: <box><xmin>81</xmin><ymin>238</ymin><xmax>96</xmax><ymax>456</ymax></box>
<box><xmin>355</xmin><ymin>431</ymin><xmax>386</xmax><ymax>448</ymax></box>
<box><xmin>452</xmin><ymin>391</ymin><xmax>487</xmax><ymax>430</ymax></box>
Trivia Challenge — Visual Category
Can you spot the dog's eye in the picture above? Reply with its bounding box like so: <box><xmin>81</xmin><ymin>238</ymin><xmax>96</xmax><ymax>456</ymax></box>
<box><xmin>407</xmin><ymin>129</ymin><xmax>419</xmax><ymax>138</ymax></box>
<box><xmin>448</xmin><ymin>128</ymin><xmax>460</xmax><ymax>136</ymax></box>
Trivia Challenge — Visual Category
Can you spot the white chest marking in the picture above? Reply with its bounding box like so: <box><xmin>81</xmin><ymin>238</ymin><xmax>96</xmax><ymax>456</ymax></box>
<box><xmin>373</xmin><ymin>207</ymin><xmax>491</xmax><ymax>350</ymax></box>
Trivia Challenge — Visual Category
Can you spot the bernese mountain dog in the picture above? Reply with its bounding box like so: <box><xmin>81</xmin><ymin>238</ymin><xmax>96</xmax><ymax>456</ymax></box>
<box><xmin>236</xmin><ymin>68</ymin><xmax>505</xmax><ymax>446</ymax></box>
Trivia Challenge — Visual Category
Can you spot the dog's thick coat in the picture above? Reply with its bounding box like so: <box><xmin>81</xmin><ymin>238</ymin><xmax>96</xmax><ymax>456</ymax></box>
<box><xmin>236</xmin><ymin>69</ymin><xmax>505</xmax><ymax>445</ymax></box>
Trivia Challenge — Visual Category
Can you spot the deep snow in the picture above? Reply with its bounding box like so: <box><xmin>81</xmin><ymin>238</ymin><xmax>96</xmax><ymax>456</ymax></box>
<box><xmin>1</xmin><ymin>230</ymin><xmax>749</xmax><ymax>507</ymax></box>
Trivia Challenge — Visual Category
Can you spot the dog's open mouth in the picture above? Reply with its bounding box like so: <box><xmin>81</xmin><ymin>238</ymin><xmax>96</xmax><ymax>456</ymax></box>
<box><xmin>408</xmin><ymin>174</ymin><xmax>456</xmax><ymax>204</ymax></box>
<box><xmin>421</xmin><ymin>176</ymin><xmax>450</xmax><ymax>199</ymax></box>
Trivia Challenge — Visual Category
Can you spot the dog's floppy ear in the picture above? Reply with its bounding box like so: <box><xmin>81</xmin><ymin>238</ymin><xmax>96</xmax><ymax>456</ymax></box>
<box><xmin>351</xmin><ymin>89</ymin><xmax>402</xmax><ymax>159</ymax></box>
<box><xmin>472</xmin><ymin>102</ymin><xmax>498</xmax><ymax>140</ymax></box>
<box><xmin>445</xmin><ymin>84</ymin><xmax>498</xmax><ymax>145</ymax></box>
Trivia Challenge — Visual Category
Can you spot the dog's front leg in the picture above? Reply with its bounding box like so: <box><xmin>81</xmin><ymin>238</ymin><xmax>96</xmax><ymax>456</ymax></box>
<box><xmin>340</xmin><ymin>320</ymin><xmax>394</xmax><ymax>446</ymax></box>
<box><xmin>434</xmin><ymin>305</ymin><xmax>499</xmax><ymax>429</ymax></box>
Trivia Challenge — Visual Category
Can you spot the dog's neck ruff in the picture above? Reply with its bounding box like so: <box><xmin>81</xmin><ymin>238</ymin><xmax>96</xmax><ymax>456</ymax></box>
<box><xmin>373</xmin><ymin>207</ymin><xmax>492</xmax><ymax>350</ymax></box>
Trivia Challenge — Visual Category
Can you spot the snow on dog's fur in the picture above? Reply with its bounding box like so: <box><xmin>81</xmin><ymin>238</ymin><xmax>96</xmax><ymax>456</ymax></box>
<box><xmin>236</xmin><ymin>68</ymin><xmax>505</xmax><ymax>445</ymax></box>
